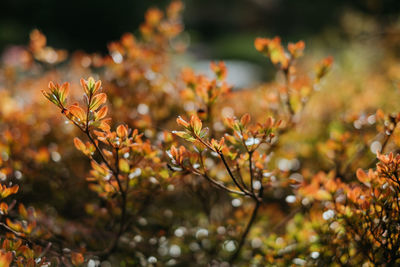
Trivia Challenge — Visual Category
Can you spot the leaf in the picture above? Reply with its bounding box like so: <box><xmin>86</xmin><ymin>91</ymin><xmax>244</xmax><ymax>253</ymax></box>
<box><xmin>211</xmin><ymin>137</ymin><xmax>225</xmax><ymax>151</ymax></box>
<box><xmin>99</xmin><ymin>120</ymin><xmax>111</xmax><ymax>131</ymax></box>
<box><xmin>0</xmin><ymin>203</ymin><xmax>8</xmax><ymax>214</ymax></box>
<box><xmin>288</xmin><ymin>40</ymin><xmax>305</xmax><ymax>58</ymax></box>
<box><xmin>90</xmin><ymin>93</ymin><xmax>107</xmax><ymax>111</ymax></box>
<box><xmin>19</xmin><ymin>246</ymin><xmax>34</xmax><ymax>260</ymax></box>
<box><xmin>18</xmin><ymin>204</ymin><xmax>28</xmax><ymax>219</ymax></box>
<box><xmin>93</xmin><ymin>80</ymin><xmax>102</xmax><ymax>94</ymax></box>
<box><xmin>356</xmin><ymin>168</ymin><xmax>369</xmax><ymax>184</ymax></box>
<box><xmin>190</xmin><ymin>115</ymin><xmax>202</xmax><ymax>135</ymax></box>
<box><xmin>74</xmin><ymin>137</ymin><xmax>86</xmax><ymax>153</ymax></box>
<box><xmin>48</xmin><ymin>81</ymin><xmax>56</xmax><ymax>90</ymax></box>
<box><xmin>0</xmin><ymin>251</ymin><xmax>12</xmax><ymax>267</ymax></box>
<box><xmin>93</xmin><ymin>130</ymin><xmax>106</xmax><ymax>138</ymax></box>
<box><xmin>116</xmin><ymin>124</ymin><xmax>128</xmax><ymax>139</ymax></box>
<box><xmin>10</xmin><ymin>185</ymin><xmax>19</xmax><ymax>194</ymax></box>
<box><xmin>210</xmin><ymin>61</ymin><xmax>227</xmax><ymax>80</ymax></box>
<box><xmin>95</xmin><ymin>105</ymin><xmax>108</xmax><ymax>121</ymax></box>
<box><xmin>240</xmin><ymin>113</ymin><xmax>251</xmax><ymax>127</ymax></box>
<box><xmin>68</xmin><ymin>104</ymin><xmax>86</xmax><ymax>122</ymax></box>
<box><xmin>199</xmin><ymin>127</ymin><xmax>209</xmax><ymax>138</ymax></box>
<box><xmin>6</xmin><ymin>218</ymin><xmax>22</xmax><ymax>232</ymax></box>
<box><xmin>87</xmin><ymin>77</ymin><xmax>95</xmax><ymax>91</ymax></box>
<box><xmin>255</xmin><ymin>36</ymin><xmax>289</xmax><ymax>69</ymax></box>
<box><xmin>42</xmin><ymin>81</ymin><xmax>66</xmax><ymax>107</ymax></box>
<box><xmin>59</xmin><ymin>82</ymin><xmax>70</xmax><ymax>104</ymax></box>
<box><xmin>119</xmin><ymin>159</ymin><xmax>130</xmax><ymax>173</ymax></box>
<box><xmin>1</xmin><ymin>185</ymin><xmax>19</xmax><ymax>199</ymax></box>
<box><xmin>80</xmin><ymin>78</ymin><xmax>90</xmax><ymax>95</ymax></box>
<box><xmin>176</xmin><ymin>116</ymin><xmax>189</xmax><ymax>128</ymax></box>
<box><xmin>315</xmin><ymin>56</ymin><xmax>333</xmax><ymax>80</ymax></box>
<box><xmin>172</xmin><ymin>131</ymin><xmax>196</xmax><ymax>142</ymax></box>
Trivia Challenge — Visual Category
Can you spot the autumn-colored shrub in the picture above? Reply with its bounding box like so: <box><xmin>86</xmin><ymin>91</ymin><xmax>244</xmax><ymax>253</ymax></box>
<box><xmin>2</xmin><ymin>1</ymin><xmax>400</xmax><ymax>266</ymax></box>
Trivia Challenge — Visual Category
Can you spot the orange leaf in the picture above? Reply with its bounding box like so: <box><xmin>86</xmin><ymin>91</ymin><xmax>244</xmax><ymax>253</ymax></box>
<box><xmin>0</xmin><ymin>251</ymin><xmax>12</xmax><ymax>267</ymax></box>
<box><xmin>68</xmin><ymin>104</ymin><xmax>86</xmax><ymax>122</ymax></box>
<box><xmin>0</xmin><ymin>202</ymin><xmax>8</xmax><ymax>214</ymax></box>
<box><xmin>116</xmin><ymin>124</ymin><xmax>128</xmax><ymax>139</ymax></box>
<box><xmin>95</xmin><ymin>106</ymin><xmax>108</xmax><ymax>120</ymax></box>
<box><xmin>176</xmin><ymin>116</ymin><xmax>189</xmax><ymax>128</ymax></box>
<box><xmin>288</xmin><ymin>40</ymin><xmax>305</xmax><ymax>58</ymax></box>
<box><xmin>90</xmin><ymin>93</ymin><xmax>107</xmax><ymax>111</ymax></box>
<box><xmin>190</xmin><ymin>115</ymin><xmax>202</xmax><ymax>135</ymax></box>
<box><xmin>356</xmin><ymin>168</ymin><xmax>369</xmax><ymax>184</ymax></box>
<box><xmin>74</xmin><ymin>137</ymin><xmax>86</xmax><ymax>153</ymax></box>
<box><xmin>240</xmin><ymin>113</ymin><xmax>251</xmax><ymax>127</ymax></box>
<box><xmin>94</xmin><ymin>80</ymin><xmax>102</xmax><ymax>94</ymax></box>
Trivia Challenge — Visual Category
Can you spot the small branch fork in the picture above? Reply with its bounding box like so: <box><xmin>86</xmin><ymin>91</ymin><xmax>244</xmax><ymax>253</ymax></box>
<box><xmin>193</xmin><ymin>133</ymin><xmax>260</xmax><ymax>201</ymax></box>
<box><xmin>190</xmin><ymin>133</ymin><xmax>264</xmax><ymax>263</ymax></box>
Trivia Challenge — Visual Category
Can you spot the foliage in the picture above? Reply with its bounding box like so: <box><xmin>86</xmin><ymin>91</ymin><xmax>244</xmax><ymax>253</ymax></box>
<box><xmin>1</xmin><ymin>1</ymin><xmax>400</xmax><ymax>266</ymax></box>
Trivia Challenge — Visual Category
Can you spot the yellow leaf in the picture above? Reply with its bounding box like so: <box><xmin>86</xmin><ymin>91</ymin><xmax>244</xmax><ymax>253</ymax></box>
<box><xmin>119</xmin><ymin>159</ymin><xmax>130</xmax><ymax>173</ymax></box>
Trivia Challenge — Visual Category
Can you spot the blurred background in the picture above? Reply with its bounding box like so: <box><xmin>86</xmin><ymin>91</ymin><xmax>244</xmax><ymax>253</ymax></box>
<box><xmin>1</xmin><ymin>0</ymin><xmax>400</xmax><ymax>88</ymax></box>
<box><xmin>1</xmin><ymin>0</ymin><xmax>400</xmax><ymax>55</ymax></box>
<box><xmin>2</xmin><ymin>0</ymin><xmax>400</xmax><ymax>89</ymax></box>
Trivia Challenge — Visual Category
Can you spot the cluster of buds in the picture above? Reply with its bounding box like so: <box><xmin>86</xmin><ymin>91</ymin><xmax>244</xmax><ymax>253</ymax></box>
<box><xmin>180</xmin><ymin>62</ymin><xmax>231</xmax><ymax>120</ymax></box>
<box><xmin>42</xmin><ymin>77</ymin><xmax>110</xmax><ymax>132</ymax></box>
<box><xmin>255</xmin><ymin>37</ymin><xmax>333</xmax><ymax>118</ymax></box>
<box><xmin>140</xmin><ymin>1</ymin><xmax>184</xmax><ymax>40</ymax></box>
<box><xmin>224</xmin><ymin>114</ymin><xmax>281</xmax><ymax>154</ymax></box>
<box><xmin>255</xmin><ymin>37</ymin><xmax>305</xmax><ymax>70</ymax></box>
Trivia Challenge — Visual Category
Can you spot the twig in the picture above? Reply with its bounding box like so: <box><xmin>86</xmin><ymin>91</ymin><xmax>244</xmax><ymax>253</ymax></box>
<box><xmin>229</xmin><ymin>187</ymin><xmax>263</xmax><ymax>263</ymax></box>
<box><xmin>219</xmin><ymin>153</ymin><xmax>255</xmax><ymax>199</ymax></box>
<box><xmin>198</xmin><ymin>152</ymin><xmax>245</xmax><ymax>196</ymax></box>
<box><xmin>248</xmin><ymin>151</ymin><xmax>254</xmax><ymax>193</ymax></box>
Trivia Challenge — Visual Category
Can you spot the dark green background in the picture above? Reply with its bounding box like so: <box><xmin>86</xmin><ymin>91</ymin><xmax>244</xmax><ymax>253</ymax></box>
<box><xmin>1</xmin><ymin>0</ymin><xmax>399</xmax><ymax>57</ymax></box>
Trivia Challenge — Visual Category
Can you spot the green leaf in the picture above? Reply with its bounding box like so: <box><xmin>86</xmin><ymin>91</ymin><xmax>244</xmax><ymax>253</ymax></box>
<box><xmin>172</xmin><ymin>131</ymin><xmax>196</xmax><ymax>142</ymax></box>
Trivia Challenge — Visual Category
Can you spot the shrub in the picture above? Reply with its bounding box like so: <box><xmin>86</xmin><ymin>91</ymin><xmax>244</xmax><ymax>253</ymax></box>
<box><xmin>1</xmin><ymin>1</ymin><xmax>400</xmax><ymax>266</ymax></box>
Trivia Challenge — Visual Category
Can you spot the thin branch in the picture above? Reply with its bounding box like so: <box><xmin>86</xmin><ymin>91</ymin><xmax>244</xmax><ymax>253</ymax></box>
<box><xmin>106</xmin><ymin>147</ymin><xmax>128</xmax><ymax>255</ymax></box>
<box><xmin>113</xmin><ymin>147</ymin><xmax>125</xmax><ymax>194</ymax></box>
<box><xmin>229</xmin><ymin>187</ymin><xmax>263</xmax><ymax>263</ymax></box>
<box><xmin>219</xmin><ymin>153</ymin><xmax>255</xmax><ymax>199</ymax></box>
<box><xmin>283</xmin><ymin>67</ymin><xmax>295</xmax><ymax>117</ymax></box>
<box><xmin>198</xmin><ymin>152</ymin><xmax>245</xmax><ymax>196</ymax></box>
<box><xmin>85</xmin><ymin>130</ymin><xmax>116</xmax><ymax>174</ymax></box>
<box><xmin>235</xmin><ymin>163</ymin><xmax>250</xmax><ymax>191</ymax></box>
<box><xmin>248</xmin><ymin>151</ymin><xmax>254</xmax><ymax>193</ymax></box>
<box><xmin>194</xmin><ymin>133</ymin><xmax>254</xmax><ymax>197</ymax></box>
<box><xmin>202</xmin><ymin>172</ymin><xmax>245</xmax><ymax>196</ymax></box>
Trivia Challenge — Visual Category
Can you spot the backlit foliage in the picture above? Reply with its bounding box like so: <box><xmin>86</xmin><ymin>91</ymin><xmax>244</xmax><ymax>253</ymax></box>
<box><xmin>1</xmin><ymin>1</ymin><xmax>400</xmax><ymax>266</ymax></box>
